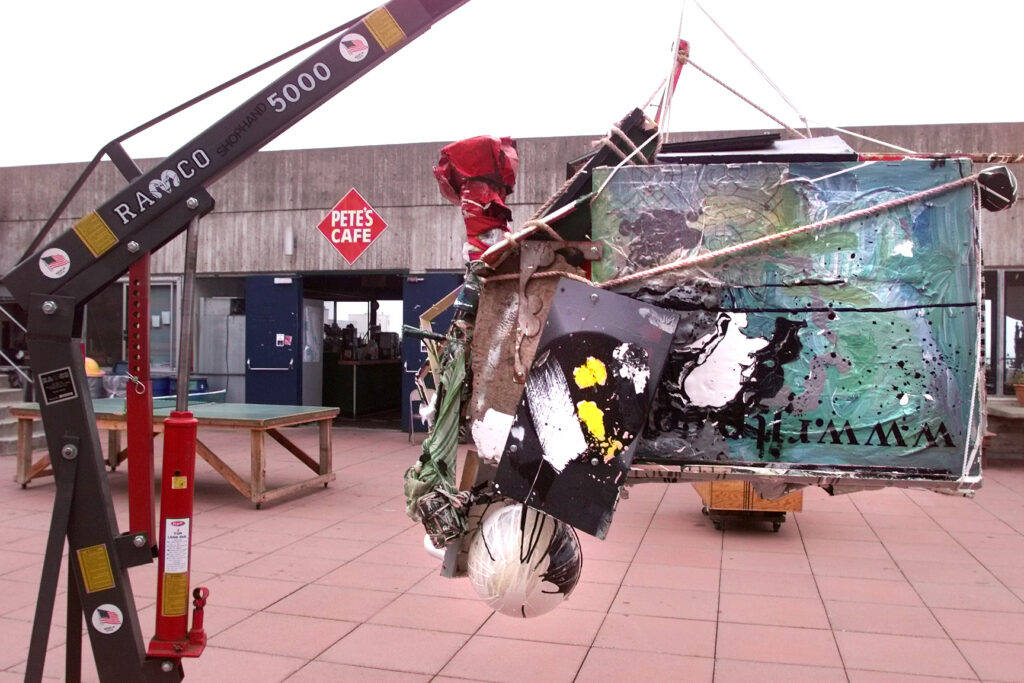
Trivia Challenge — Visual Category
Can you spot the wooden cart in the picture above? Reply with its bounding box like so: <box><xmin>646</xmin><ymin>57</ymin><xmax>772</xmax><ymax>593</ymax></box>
<box><xmin>692</xmin><ymin>481</ymin><xmax>803</xmax><ymax>532</ymax></box>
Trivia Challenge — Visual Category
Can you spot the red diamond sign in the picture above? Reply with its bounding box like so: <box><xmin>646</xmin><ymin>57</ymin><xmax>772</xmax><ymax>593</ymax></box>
<box><xmin>316</xmin><ymin>188</ymin><xmax>388</xmax><ymax>265</ymax></box>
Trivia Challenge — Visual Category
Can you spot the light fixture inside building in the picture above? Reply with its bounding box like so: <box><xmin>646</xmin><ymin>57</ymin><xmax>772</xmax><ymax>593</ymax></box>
<box><xmin>284</xmin><ymin>226</ymin><xmax>295</xmax><ymax>256</ymax></box>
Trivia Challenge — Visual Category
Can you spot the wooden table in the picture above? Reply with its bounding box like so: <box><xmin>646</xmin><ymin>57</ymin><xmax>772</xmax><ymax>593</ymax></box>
<box><xmin>10</xmin><ymin>399</ymin><xmax>338</xmax><ymax>508</ymax></box>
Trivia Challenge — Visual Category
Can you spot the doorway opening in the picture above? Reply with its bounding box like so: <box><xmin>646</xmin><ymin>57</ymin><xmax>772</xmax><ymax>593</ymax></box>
<box><xmin>305</xmin><ymin>273</ymin><xmax>405</xmax><ymax>429</ymax></box>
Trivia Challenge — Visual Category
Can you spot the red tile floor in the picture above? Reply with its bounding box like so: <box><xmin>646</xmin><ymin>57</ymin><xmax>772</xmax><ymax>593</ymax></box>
<box><xmin>1</xmin><ymin>426</ymin><xmax>1023</xmax><ymax>681</ymax></box>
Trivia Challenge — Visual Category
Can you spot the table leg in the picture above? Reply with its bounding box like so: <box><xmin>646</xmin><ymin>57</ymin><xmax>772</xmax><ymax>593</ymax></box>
<box><xmin>319</xmin><ymin>418</ymin><xmax>332</xmax><ymax>477</ymax></box>
<box><xmin>251</xmin><ymin>430</ymin><xmax>265</xmax><ymax>507</ymax></box>
<box><xmin>352</xmin><ymin>365</ymin><xmax>357</xmax><ymax>419</ymax></box>
<box><xmin>106</xmin><ymin>430</ymin><xmax>122</xmax><ymax>470</ymax></box>
<box><xmin>15</xmin><ymin>418</ymin><xmax>32</xmax><ymax>486</ymax></box>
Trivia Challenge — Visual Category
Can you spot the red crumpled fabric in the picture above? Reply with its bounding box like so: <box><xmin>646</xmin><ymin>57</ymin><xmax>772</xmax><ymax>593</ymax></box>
<box><xmin>433</xmin><ymin>136</ymin><xmax>518</xmax><ymax>260</ymax></box>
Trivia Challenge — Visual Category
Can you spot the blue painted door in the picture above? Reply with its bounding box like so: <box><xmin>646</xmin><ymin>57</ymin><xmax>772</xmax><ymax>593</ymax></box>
<box><xmin>245</xmin><ymin>276</ymin><xmax>303</xmax><ymax>405</ymax></box>
<box><xmin>401</xmin><ymin>273</ymin><xmax>463</xmax><ymax>431</ymax></box>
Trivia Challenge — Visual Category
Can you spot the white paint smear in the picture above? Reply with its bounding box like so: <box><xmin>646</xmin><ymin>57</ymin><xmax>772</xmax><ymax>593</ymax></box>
<box><xmin>476</xmin><ymin>299</ymin><xmax>519</xmax><ymax>413</ymax></box>
<box><xmin>637</xmin><ymin>306</ymin><xmax>678</xmax><ymax>334</ymax></box>
<box><xmin>684</xmin><ymin>313</ymin><xmax>769</xmax><ymax>408</ymax></box>
<box><xmin>893</xmin><ymin>240</ymin><xmax>914</xmax><ymax>257</ymax></box>
<box><xmin>471</xmin><ymin>409</ymin><xmax>516</xmax><ymax>462</ymax></box>
<box><xmin>612</xmin><ymin>343</ymin><xmax>650</xmax><ymax>394</ymax></box>
<box><xmin>525</xmin><ymin>360</ymin><xmax>588</xmax><ymax>472</ymax></box>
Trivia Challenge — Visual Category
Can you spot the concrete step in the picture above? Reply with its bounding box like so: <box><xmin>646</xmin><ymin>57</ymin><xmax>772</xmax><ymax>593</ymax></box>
<box><xmin>0</xmin><ymin>433</ymin><xmax>48</xmax><ymax>458</ymax></box>
<box><xmin>0</xmin><ymin>384</ymin><xmax>43</xmax><ymax>457</ymax></box>
<box><xmin>0</xmin><ymin>418</ymin><xmax>45</xmax><ymax>442</ymax></box>
<box><xmin>0</xmin><ymin>386</ymin><xmax>27</xmax><ymax>408</ymax></box>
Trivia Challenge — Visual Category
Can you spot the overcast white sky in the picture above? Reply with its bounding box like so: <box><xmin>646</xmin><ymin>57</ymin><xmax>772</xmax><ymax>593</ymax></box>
<box><xmin>2</xmin><ymin>0</ymin><xmax>1022</xmax><ymax>168</ymax></box>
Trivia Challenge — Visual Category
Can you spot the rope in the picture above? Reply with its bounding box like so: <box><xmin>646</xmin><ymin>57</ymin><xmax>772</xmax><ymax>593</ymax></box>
<box><xmin>961</xmin><ymin>197</ymin><xmax>986</xmax><ymax>485</ymax></box>
<box><xmin>600</xmin><ymin>125</ymin><xmax>643</xmax><ymax>164</ymax></box>
<box><xmin>479</xmin><ymin>269</ymin><xmax>592</xmax><ymax>286</ymax></box>
<box><xmin>531</xmin><ymin>171</ymin><xmax>586</xmax><ymax>222</ymax></box>
<box><xmin>819</xmin><ymin>123</ymin><xmax>917</xmax><ymax>155</ymax></box>
<box><xmin>654</xmin><ymin>5</ymin><xmax>687</xmax><ymax>130</ymax></box>
<box><xmin>692</xmin><ymin>0</ymin><xmax>809</xmax><ymax>135</ymax></box>
<box><xmin>683</xmin><ymin>55</ymin><xmax>807</xmax><ymax>139</ymax></box>
<box><xmin>782</xmin><ymin>160</ymin><xmax>878</xmax><ymax>186</ymax></box>
<box><xmin>598</xmin><ymin>172</ymin><xmax>981</xmax><ymax>290</ymax></box>
<box><xmin>478</xmin><ymin>219</ymin><xmax>563</xmax><ymax>264</ymax></box>
<box><xmin>489</xmin><ymin>121</ymin><xmax>663</xmax><ymax>265</ymax></box>
<box><xmin>859</xmin><ymin>151</ymin><xmax>1024</xmax><ymax>164</ymax></box>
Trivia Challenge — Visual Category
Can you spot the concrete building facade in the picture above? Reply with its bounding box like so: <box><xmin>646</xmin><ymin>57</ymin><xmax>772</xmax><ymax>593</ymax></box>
<box><xmin>1</xmin><ymin>122</ymin><xmax>1022</xmax><ymax>416</ymax></box>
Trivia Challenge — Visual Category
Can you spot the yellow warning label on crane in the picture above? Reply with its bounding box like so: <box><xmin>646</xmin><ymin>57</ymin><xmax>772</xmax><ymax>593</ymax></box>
<box><xmin>162</xmin><ymin>573</ymin><xmax>189</xmax><ymax>617</ymax></box>
<box><xmin>73</xmin><ymin>212</ymin><xmax>118</xmax><ymax>257</ymax></box>
<box><xmin>77</xmin><ymin>544</ymin><xmax>116</xmax><ymax>594</ymax></box>
<box><xmin>365</xmin><ymin>8</ymin><xmax>405</xmax><ymax>50</ymax></box>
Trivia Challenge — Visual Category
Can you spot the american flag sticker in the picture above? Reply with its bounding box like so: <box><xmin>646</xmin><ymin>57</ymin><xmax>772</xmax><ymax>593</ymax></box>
<box><xmin>339</xmin><ymin>32</ymin><xmax>370</xmax><ymax>62</ymax></box>
<box><xmin>91</xmin><ymin>604</ymin><xmax>124</xmax><ymax>634</ymax></box>
<box><xmin>98</xmin><ymin>609</ymin><xmax>121</xmax><ymax>625</ymax></box>
<box><xmin>39</xmin><ymin>247</ymin><xmax>71</xmax><ymax>279</ymax></box>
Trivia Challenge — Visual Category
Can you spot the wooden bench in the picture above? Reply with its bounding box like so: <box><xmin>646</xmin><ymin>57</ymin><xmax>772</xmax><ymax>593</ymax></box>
<box><xmin>11</xmin><ymin>399</ymin><xmax>338</xmax><ymax>508</ymax></box>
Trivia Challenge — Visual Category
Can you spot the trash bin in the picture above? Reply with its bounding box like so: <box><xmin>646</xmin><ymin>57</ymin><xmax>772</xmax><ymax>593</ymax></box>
<box><xmin>151</xmin><ymin>376</ymin><xmax>172</xmax><ymax>397</ymax></box>
<box><xmin>168</xmin><ymin>377</ymin><xmax>209</xmax><ymax>396</ymax></box>
<box><xmin>87</xmin><ymin>376</ymin><xmax>106</xmax><ymax>398</ymax></box>
<box><xmin>103</xmin><ymin>375</ymin><xmax>130</xmax><ymax>398</ymax></box>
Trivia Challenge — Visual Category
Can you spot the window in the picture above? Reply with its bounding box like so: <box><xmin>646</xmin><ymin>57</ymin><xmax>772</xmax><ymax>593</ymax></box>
<box><xmin>983</xmin><ymin>268</ymin><xmax>1024</xmax><ymax>395</ymax></box>
<box><xmin>1005</xmin><ymin>271</ymin><xmax>1024</xmax><ymax>393</ymax></box>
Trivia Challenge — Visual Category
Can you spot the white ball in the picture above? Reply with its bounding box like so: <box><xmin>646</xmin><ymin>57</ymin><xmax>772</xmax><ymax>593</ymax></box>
<box><xmin>466</xmin><ymin>504</ymin><xmax>582</xmax><ymax>618</ymax></box>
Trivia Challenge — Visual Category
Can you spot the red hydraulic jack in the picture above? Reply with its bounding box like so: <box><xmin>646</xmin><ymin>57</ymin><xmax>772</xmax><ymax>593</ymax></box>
<box><xmin>147</xmin><ymin>217</ymin><xmax>210</xmax><ymax>666</ymax></box>
<box><xmin>147</xmin><ymin>411</ymin><xmax>208</xmax><ymax>659</ymax></box>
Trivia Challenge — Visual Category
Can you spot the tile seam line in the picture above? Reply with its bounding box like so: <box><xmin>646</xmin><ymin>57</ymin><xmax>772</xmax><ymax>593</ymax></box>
<box><xmin>572</xmin><ymin>482</ymin><xmax>669</xmax><ymax>682</ymax></box>
<box><xmin>793</xmin><ymin>507</ymin><xmax>852</xmax><ymax>681</ymax></box>
<box><xmin>852</xmin><ymin>491</ymin><xmax>985</xmax><ymax>681</ymax></box>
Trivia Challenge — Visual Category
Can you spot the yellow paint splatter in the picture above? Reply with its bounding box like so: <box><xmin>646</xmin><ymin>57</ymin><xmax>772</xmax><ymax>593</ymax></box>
<box><xmin>573</xmin><ymin>357</ymin><xmax>607</xmax><ymax>388</ymax></box>
<box><xmin>576</xmin><ymin>400</ymin><xmax>606</xmax><ymax>441</ymax></box>
<box><xmin>604</xmin><ymin>439</ymin><xmax>623</xmax><ymax>462</ymax></box>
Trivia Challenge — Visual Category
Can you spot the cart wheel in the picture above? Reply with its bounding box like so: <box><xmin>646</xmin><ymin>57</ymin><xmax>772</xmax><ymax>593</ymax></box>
<box><xmin>712</xmin><ymin>520</ymin><xmax>722</xmax><ymax>531</ymax></box>
<box><xmin>701</xmin><ymin>506</ymin><xmax>709</xmax><ymax>516</ymax></box>
<box><xmin>772</xmin><ymin>522</ymin><xmax>782</xmax><ymax>532</ymax></box>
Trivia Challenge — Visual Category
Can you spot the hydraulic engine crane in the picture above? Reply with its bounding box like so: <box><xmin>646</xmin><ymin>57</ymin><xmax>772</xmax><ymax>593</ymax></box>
<box><xmin>1</xmin><ymin>1</ymin><xmax>469</xmax><ymax>680</ymax></box>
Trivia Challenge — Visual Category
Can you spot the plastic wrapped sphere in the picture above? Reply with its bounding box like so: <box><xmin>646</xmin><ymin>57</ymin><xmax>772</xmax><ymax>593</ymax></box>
<box><xmin>467</xmin><ymin>504</ymin><xmax>582</xmax><ymax>618</ymax></box>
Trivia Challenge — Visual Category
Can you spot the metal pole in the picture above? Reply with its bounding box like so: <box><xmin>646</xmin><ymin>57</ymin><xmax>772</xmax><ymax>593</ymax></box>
<box><xmin>126</xmin><ymin>254</ymin><xmax>155</xmax><ymax>544</ymax></box>
<box><xmin>176</xmin><ymin>214</ymin><xmax>200</xmax><ymax>412</ymax></box>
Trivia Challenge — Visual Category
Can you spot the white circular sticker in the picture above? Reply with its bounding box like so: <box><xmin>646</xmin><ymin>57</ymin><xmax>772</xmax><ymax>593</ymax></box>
<box><xmin>39</xmin><ymin>248</ymin><xmax>71</xmax><ymax>279</ymax></box>
<box><xmin>339</xmin><ymin>33</ymin><xmax>369</xmax><ymax>62</ymax></box>
<box><xmin>91</xmin><ymin>603</ymin><xmax>124</xmax><ymax>634</ymax></box>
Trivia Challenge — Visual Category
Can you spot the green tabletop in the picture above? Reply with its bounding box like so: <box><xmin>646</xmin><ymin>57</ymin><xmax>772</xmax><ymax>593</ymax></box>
<box><xmin>12</xmin><ymin>399</ymin><xmax>338</xmax><ymax>428</ymax></box>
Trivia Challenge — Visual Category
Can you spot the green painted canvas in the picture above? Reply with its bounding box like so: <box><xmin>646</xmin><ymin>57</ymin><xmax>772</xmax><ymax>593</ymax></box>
<box><xmin>590</xmin><ymin>159</ymin><xmax>982</xmax><ymax>479</ymax></box>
